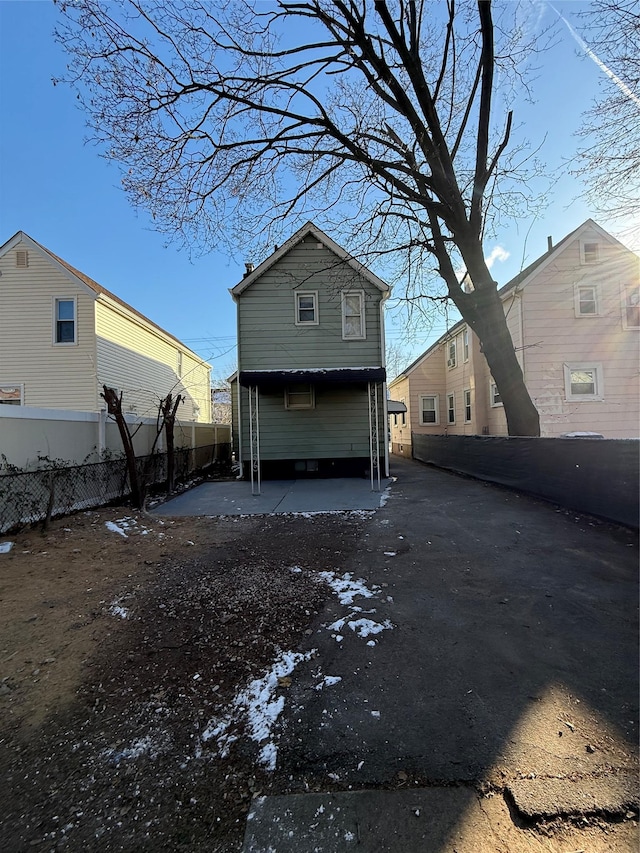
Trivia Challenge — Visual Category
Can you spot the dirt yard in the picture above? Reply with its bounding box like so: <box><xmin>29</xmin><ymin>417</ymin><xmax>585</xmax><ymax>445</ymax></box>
<box><xmin>0</xmin><ymin>497</ymin><xmax>637</xmax><ymax>852</ymax></box>
<box><xmin>0</xmin><ymin>505</ymin><xmax>366</xmax><ymax>851</ymax></box>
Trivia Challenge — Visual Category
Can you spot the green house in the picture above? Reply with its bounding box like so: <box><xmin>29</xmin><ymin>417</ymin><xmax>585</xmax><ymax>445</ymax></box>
<box><xmin>230</xmin><ymin>222</ymin><xmax>390</xmax><ymax>493</ymax></box>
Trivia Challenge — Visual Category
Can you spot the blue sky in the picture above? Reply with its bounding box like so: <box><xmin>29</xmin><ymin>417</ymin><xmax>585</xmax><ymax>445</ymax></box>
<box><xmin>0</xmin><ymin>1</ymin><xmax>634</xmax><ymax>377</ymax></box>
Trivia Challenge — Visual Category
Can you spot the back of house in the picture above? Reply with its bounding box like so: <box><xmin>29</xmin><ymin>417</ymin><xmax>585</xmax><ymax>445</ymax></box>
<box><xmin>230</xmin><ymin>222</ymin><xmax>390</xmax><ymax>487</ymax></box>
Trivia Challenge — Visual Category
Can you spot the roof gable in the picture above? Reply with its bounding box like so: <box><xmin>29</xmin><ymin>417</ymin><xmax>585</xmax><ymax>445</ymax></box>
<box><xmin>0</xmin><ymin>230</ymin><xmax>210</xmax><ymax>365</ymax></box>
<box><xmin>391</xmin><ymin>219</ymin><xmax>636</xmax><ymax>383</ymax></box>
<box><xmin>230</xmin><ymin>221</ymin><xmax>390</xmax><ymax>298</ymax></box>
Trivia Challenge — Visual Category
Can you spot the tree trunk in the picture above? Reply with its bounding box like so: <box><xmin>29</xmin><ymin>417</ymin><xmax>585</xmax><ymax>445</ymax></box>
<box><xmin>462</xmin><ymin>285</ymin><xmax>540</xmax><ymax>437</ymax></box>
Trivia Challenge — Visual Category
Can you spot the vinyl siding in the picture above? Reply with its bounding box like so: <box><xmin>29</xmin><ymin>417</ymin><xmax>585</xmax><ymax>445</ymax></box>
<box><xmin>239</xmin><ymin>383</ymin><xmax>385</xmax><ymax>460</ymax></box>
<box><xmin>391</xmin><ymin>226</ymin><xmax>639</xmax><ymax>442</ymax></box>
<box><xmin>96</xmin><ymin>298</ymin><xmax>211</xmax><ymax>422</ymax></box>
<box><xmin>237</xmin><ymin>237</ymin><xmax>383</xmax><ymax>370</ymax></box>
<box><xmin>521</xmin><ymin>232</ymin><xmax>639</xmax><ymax>438</ymax></box>
<box><xmin>0</xmin><ymin>242</ymin><xmax>98</xmax><ymax>410</ymax></box>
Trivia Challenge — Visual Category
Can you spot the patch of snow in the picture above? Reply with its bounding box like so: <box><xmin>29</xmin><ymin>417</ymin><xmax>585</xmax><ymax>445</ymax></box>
<box><xmin>203</xmin><ymin>648</ymin><xmax>315</xmax><ymax>771</ymax></box>
<box><xmin>384</xmin><ymin>551</ymin><xmax>397</xmax><ymax>557</ymax></box>
<box><xmin>366</xmin><ymin>640</ymin><xmax>377</xmax><ymax>647</ymax></box>
<box><xmin>318</xmin><ymin>571</ymin><xmax>377</xmax><ymax>605</ymax></box>
<box><xmin>315</xmin><ymin>675</ymin><xmax>342</xmax><ymax>690</ymax></box>
<box><xmin>0</xmin><ymin>542</ymin><xmax>14</xmax><ymax>554</ymax></box>
<box><xmin>289</xmin><ymin>565</ymin><xmax>303</xmax><ymax>573</ymax></box>
<box><xmin>102</xmin><ymin>735</ymin><xmax>163</xmax><ymax>764</ymax></box>
<box><xmin>105</xmin><ymin>520</ymin><xmax>127</xmax><ymax>538</ymax></box>
<box><xmin>347</xmin><ymin>618</ymin><xmax>393</xmax><ymax>638</ymax></box>
<box><xmin>109</xmin><ymin>601</ymin><xmax>130</xmax><ymax>619</ymax></box>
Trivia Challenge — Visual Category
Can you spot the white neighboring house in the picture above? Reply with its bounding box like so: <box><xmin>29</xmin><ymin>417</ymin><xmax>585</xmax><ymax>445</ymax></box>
<box><xmin>390</xmin><ymin>219</ymin><xmax>639</xmax><ymax>453</ymax></box>
<box><xmin>0</xmin><ymin>231</ymin><xmax>212</xmax><ymax>422</ymax></box>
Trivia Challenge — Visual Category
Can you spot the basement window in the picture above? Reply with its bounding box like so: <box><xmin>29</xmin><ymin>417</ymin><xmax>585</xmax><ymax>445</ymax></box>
<box><xmin>285</xmin><ymin>384</ymin><xmax>315</xmax><ymax>409</ymax></box>
<box><xmin>0</xmin><ymin>384</ymin><xmax>23</xmax><ymax>405</ymax></box>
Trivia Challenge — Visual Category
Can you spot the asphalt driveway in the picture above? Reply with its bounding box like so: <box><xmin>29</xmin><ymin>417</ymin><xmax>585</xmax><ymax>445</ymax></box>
<box><xmin>243</xmin><ymin>455</ymin><xmax>639</xmax><ymax>851</ymax></box>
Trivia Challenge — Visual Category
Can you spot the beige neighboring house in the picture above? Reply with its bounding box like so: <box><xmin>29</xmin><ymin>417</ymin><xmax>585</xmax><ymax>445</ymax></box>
<box><xmin>390</xmin><ymin>219</ymin><xmax>639</xmax><ymax>453</ymax></box>
<box><xmin>0</xmin><ymin>231</ymin><xmax>212</xmax><ymax>422</ymax></box>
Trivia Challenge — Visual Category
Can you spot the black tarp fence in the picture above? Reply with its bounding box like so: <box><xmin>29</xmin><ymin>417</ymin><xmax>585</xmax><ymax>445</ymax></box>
<box><xmin>411</xmin><ymin>434</ymin><xmax>639</xmax><ymax>529</ymax></box>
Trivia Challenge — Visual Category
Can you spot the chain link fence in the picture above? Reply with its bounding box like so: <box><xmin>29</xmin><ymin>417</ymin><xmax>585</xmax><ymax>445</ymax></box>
<box><xmin>0</xmin><ymin>443</ymin><xmax>231</xmax><ymax>535</ymax></box>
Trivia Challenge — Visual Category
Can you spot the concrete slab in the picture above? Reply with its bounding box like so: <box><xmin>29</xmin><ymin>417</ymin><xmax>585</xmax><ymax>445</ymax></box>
<box><xmin>507</xmin><ymin>771</ymin><xmax>639</xmax><ymax>819</ymax></box>
<box><xmin>242</xmin><ymin>788</ymin><xmax>474</xmax><ymax>852</ymax></box>
<box><xmin>150</xmin><ymin>477</ymin><xmax>391</xmax><ymax>517</ymax></box>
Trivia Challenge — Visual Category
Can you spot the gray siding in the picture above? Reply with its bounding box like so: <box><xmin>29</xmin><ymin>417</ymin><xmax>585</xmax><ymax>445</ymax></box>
<box><xmin>238</xmin><ymin>237</ymin><xmax>383</xmax><ymax>370</ymax></box>
<box><xmin>239</xmin><ymin>384</ymin><xmax>385</xmax><ymax>460</ymax></box>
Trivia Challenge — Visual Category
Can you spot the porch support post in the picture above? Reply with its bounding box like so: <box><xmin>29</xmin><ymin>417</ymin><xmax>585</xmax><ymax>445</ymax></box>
<box><xmin>368</xmin><ymin>381</ymin><xmax>380</xmax><ymax>492</ymax></box>
<box><xmin>248</xmin><ymin>384</ymin><xmax>261</xmax><ymax>496</ymax></box>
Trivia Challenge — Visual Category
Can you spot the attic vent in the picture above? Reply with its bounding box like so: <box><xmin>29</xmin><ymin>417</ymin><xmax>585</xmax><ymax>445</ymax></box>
<box><xmin>15</xmin><ymin>249</ymin><xmax>29</xmax><ymax>268</ymax></box>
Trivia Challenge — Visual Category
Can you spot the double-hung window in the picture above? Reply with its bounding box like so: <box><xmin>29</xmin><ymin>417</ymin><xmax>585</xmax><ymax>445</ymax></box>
<box><xmin>575</xmin><ymin>284</ymin><xmax>598</xmax><ymax>316</ymax></box>
<box><xmin>564</xmin><ymin>363</ymin><xmax>604</xmax><ymax>401</ymax></box>
<box><xmin>464</xmin><ymin>389</ymin><xmax>472</xmax><ymax>423</ymax></box>
<box><xmin>447</xmin><ymin>393</ymin><xmax>455</xmax><ymax>424</ymax></box>
<box><xmin>462</xmin><ymin>328</ymin><xmax>469</xmax><ymax>362</ymax></box>
<box><xmin>341</xmin><ymin>291</ymin><xmax>366</xmax><ymax>339</ymax></box>
<box><xmin>490</xmin><ymin>381</ymin><xmax>502</xmax><ymax>407</ymax></box>
<box><xmin>446</xmin><ymin>339</ymin><xmax>456</xmax><ymax>369</ymax></box>
<box><xmin>623</xmin><ymin>285</ymin><xmax>640</xmax><ymax>329</ymax></box>
<box><xmin>54</xmin><ymin>297</ymin><xmax>76</xmax><ymax>344</ymax></box>
<box><xmin>420</xmin><ymin>395</ymin><xmax>438</xmax><ymax>425</ymax></box>
<box><xmin>295</xmin><ymin>291</ymin><xmax>318</xmax><ymax>325</ymax></box>
<box><xmin>581</xmin><ymin>241</ymin><xmax>599</xmax><ymax>265</ymax></box>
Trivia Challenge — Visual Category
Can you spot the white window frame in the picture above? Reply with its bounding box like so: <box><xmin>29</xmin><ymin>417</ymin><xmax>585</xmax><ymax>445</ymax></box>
<box><xmin>462</xmin><ymin>328</ymin><xmax>469</xmax><ymax>362</ymax></box>
<box><xmin>490</xmin><ymin>380</ymin><xmax>502</xmax><ymax>408</ymax></box>
<box><xmin>580</xmin><ymin>240</ymin><xmax>599</xmax><ymax>265</ymax></box>
<box><xmin>574</xmin><ymin>283</ymin><xmax>599</xmax><ymax>317</ymax></box>
<box><xmin>447</xmin><ymin>392</ymin><xmax>456</xmax><ymax>424</ymax></box>
<box><xmin>341</xmin><ymin>290</ymin><xmax>366</xmax><ymax>340</ymax></box>
<box><xmin>52</xmin><ymin>296</ymin><xmax>77</xmax><ymax>345</ymax></box>
<box><xmin>622</xmin><ymin>284</ymin><xmax>640</xmax><ymax>330</ymax></box>
<box><xmin>463</xmin><ymin>388</ymin><xmax>472</xmax><ymax>423</ymax></box>
<box><xmin>294</xmin><ymin>290</ymin><xmax>319</xmax><ymax>326</ymax></box>
<box><xmin>0</xmin><ymin>383</ymin><xmax>24</xmax><ymax>405</ymax></box>
<box><xmin>419</xmin><ymin>394</ymin><xmax>439</xmax><ymax>425</ymax></box>
<box><xmin>564</xmin><ymin>363</ymin><xmax>604</xmax><ymax>402</ymax></box>
<box><xmin>285</xmin><ymin>383</ymin><xmax>315</xmax><ymax>410</ymax></box>
<box><xmin>446</xmin><ymin>338</ymin><xmax>457</xmax><ymax>369</ymax></box>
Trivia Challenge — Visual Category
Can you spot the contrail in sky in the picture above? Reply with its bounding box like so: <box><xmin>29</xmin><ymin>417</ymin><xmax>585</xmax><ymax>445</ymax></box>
<box><xmin>548</xmin><ymin>2</ymin><xmax>640</xmax><ymax>108</ymax></box>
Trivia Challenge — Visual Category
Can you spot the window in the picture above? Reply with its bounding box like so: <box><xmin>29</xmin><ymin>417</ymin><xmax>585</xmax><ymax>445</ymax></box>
<box><xmin>575</xmin><ymin>284</ymin><xmax>598</xmax><ymax>316</ymax></box>
<box><xmin>581</xmin><ymin>241</ymin><xmax>599</xmax><ymax>264</ymax></box>
<box><xmin>341</xmin><ymin>291</ymin><xmax>365</xmax><ymax>339</ymax></box>
<box><xmin>623</xmin><ymin>285</ymin><xmax>640</xmax><ymax>329</ymax></box>
<box><xmin>564</xmin><ymin>364</ymin><xmax>603</xmax><ymax>401</ymax></box>
<box><xmin>490</xmin><ymin>381</ymin><xmax>502</xmax><ymax>407</ymax></box>
<box><xmin>0</xmin><ymin>384</ymin><xmax>23</xmax><ymax>405</ymax></box>
<box><xmin>447</xmin><ymin>393</ymin><xmax>455</xmax><ymax>424</ymax></box>
<box><xmin>420</xmin><ymin>395</ymin><xmax>439</xmax><ymax>425</ymax></box>
<box><xmin>446</xmin><ymin>338</ymin><xmax>457</xmax><ymax>369</ymax></box>
<box><xmin>54</xmin><ymin>298</ymin><xmax>76</xmax><ymax>344</ymax></box>
<box><xmin>295</xmin><ymin>291</ymin><xmax>318</xmax><ymax>325</ymax></box>
<box><xmin>285</xmin><ymin>384</ymin><xmax>315</xmax><ymax>409</ymax></box>
<box><xmin>464</xmin><ymin>389</ymin><xmax>472</xmax><ymax>422</ymax></box>
<box><xmin>462</xmin><ymin>328</ymin><xmax>469</xmax><ymax>362</ymax></box>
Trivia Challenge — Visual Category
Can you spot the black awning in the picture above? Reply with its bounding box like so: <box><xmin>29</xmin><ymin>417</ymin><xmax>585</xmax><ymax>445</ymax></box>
<box><xmin>239</xmin><ymin>367</ymin><xmax>386</xmax><ymax>387</ymax></box>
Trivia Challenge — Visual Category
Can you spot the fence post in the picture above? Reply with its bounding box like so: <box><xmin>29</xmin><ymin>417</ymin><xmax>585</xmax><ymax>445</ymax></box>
<box><xmin>98</xmin><ymin>408</ymin><xmax>107</xmax><ymax>458</ymax></box>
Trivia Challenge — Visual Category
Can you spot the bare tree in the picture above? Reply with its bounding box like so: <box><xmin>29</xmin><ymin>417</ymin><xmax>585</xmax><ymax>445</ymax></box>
<box><xmin>55</xmin><ymin>0</ymin><xmax>549</xmax><ymax>435</ymax></box>
<box><xmin>573</xmin><ymin>0</ymin><xmax>640</xmax><ymax>224</ymax></box>
<box><xmin>102</xmin><ymin>386</ymin><xmax>184</xmax><ymax>507</ymax></box>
